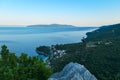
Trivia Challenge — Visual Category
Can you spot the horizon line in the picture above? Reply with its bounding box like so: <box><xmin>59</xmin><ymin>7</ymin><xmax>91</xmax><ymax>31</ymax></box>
<box><xmin>0</xmin><ymin>23</ymin><xmax>119</xmax><ymax>27</ymax></box>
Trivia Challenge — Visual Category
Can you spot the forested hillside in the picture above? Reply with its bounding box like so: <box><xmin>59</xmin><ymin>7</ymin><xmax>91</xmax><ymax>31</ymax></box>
<box><xmin>51</xmin><ymin>24</ymin><xmax>120</xmax><ymax>80</ymax></box>
<box><xmin>86</xmin><ymin>23</ymin><xmax>120</xmax><ymax>41</ymax></box>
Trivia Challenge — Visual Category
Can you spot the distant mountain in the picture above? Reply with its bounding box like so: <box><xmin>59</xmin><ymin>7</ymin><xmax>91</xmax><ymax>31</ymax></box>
<box><xmin>86</xmin><ymin>23</ymin><xmax>120</xmax><ymax>41</ymax></box>
<box><xmin>27</xmin><ymin>24</ymin><xmax>77</xmax><ymax>27</ymax></box>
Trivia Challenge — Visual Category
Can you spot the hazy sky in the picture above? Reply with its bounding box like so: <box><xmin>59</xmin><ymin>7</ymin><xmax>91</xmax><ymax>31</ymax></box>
<box><xmin>0</xmin><ymin>0</ymin><xmax>120</xmax><ymax>26</ymax></box>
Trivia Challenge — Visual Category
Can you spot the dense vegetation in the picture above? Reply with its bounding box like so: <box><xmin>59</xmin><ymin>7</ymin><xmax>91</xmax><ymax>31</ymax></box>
<box><xmin>51</xmin><ymin>24</ymin><xmax>120</xmax><ymax>80</ymax></box>
<box><xmin>0</xmin><ymin>45</ymin><xmax>52</xmax><ymax>80</ymax></box>
<box><xmin>36</xmin><ymin>46</ymin><xmax>50</xmax><ymax>56</ymax></box>
<box><xmin>86</xmin><ymin>23</ymin><xmax>120</xmax><ymax>41</ymax></box>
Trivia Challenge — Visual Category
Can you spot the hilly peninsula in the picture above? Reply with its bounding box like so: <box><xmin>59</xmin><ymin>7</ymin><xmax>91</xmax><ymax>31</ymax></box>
<box><xmin>49</xmin><ymin>23</ymin><xmax>120</xmax><ymax>80</ymax></box>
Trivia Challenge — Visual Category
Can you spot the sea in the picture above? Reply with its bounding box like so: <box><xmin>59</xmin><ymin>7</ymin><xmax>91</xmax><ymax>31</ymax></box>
<box><xmin>0</xmin><ymin>26</ymin><xmax>98</xmax><ymax>56</ymax></box>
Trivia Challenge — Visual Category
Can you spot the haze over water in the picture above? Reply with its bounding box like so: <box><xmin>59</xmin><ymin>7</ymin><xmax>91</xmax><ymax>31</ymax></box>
<box><xmin>0</xmin><ymin>26</ymin><xmax>97</xmax><ymax>56</ymax></box>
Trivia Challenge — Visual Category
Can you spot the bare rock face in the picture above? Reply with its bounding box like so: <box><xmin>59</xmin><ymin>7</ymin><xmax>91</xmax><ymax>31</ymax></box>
<box><xmin>48</xmin><ymin>62</ymin><xmax>97</xmax><ymax>80</ymax></box>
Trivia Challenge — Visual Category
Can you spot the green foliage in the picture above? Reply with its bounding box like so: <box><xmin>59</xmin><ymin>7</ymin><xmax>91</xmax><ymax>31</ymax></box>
<box><xmin>86</xmin><ymin>23</ymin><xmax>120</xmax><ymax>41</ymax></box>
<box><xmin>51</xmin><ymin>24</ymin><xmax>120</xmax><ymax>80</ymax></box>
<box><xmin>51</xmin><ymin>40</ymin><xmax>120</xmax><ymax>80</ymax></box>
<box><xmin>0</xmin><ymin>45</ymin><xmax>52</xmax><ymax>80</ymax></box>
<box><xmin>36</xmin><ymin>46</ymin><xmax>50</xmax><ymax>56</ymax></box>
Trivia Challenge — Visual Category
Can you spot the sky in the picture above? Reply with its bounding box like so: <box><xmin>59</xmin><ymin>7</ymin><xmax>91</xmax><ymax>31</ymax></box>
<box><xmin>0</xmin><ymin>0</ymin><xmax>120</xmax><ymax>27</ymax></box>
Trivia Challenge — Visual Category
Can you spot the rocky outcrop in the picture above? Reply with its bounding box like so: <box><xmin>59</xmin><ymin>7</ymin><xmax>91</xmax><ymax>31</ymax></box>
<box><xmin>48</xmin><ymin>62</ymin><xmax>97</xmax><ymax>80</ymax></box>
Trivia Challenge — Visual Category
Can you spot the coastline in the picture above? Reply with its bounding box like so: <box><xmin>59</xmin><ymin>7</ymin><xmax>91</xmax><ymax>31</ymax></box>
<box><xmin>37</xmin><ymin>27</ymin><xmax>99</xmax><ymax>62</ymax></box>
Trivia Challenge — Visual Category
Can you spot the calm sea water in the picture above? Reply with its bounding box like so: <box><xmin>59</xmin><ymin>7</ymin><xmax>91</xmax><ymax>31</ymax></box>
<box><xmin>0</xmin><ymin>27</ymin><xmax>97</xmax><ymax>56</ymax></box>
